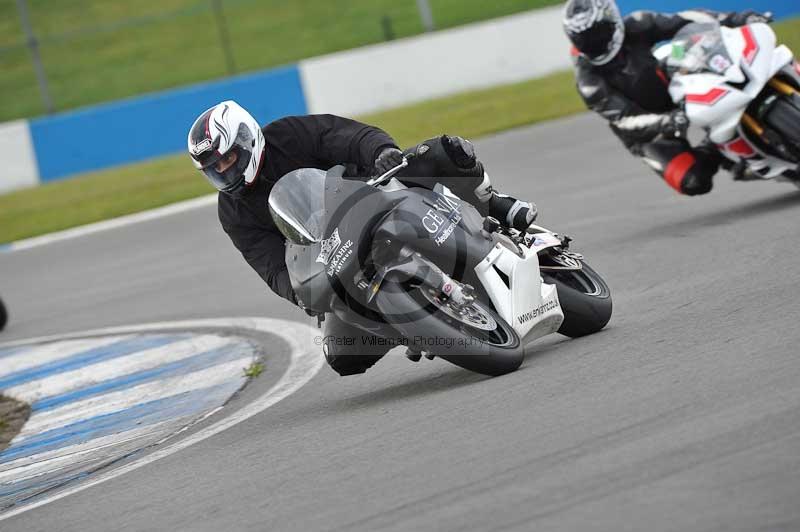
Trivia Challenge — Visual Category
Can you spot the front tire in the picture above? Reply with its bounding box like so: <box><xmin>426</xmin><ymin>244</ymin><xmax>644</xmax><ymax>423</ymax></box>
<box><xmin>764</xmin><ymin>94</ymin><xmax>800</xmax><ymax>158</ymax></box>
<box><xmin>542</xmin><ymin>261</ymin><xmax>612</xmax><ymax>338</ymax></box>
<box><xmin>374</xmin><ymin>280</ymin><xmax>524</xmax><ymax>376</ymax></box>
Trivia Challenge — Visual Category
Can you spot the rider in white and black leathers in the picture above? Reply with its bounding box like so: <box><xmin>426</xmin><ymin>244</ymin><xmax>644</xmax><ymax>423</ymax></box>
<box><xmin>564</xmin><ymin>0</ymin><xmax>771</xmax><ymax>195</ymax></box>
<box><xmin>187</xmin><ymin>101</ymin><xmax>536</xmax><ymax>376</ymax></box>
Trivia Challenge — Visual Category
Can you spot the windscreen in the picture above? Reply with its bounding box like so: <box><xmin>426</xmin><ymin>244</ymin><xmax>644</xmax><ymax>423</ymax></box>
<box><xmin>268</xmin><ymin>168</ymin><xmax>328</xmax><ymax>245</ymax></box>
<box><xmin>666</xmin><ymin>22</ymin><xmax>733</xmax><ymax>76</ymax></box>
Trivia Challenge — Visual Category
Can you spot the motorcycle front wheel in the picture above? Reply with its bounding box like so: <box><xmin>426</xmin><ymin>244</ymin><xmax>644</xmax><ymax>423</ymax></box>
<box><xmin>764</xmin><ymin>94</ymin><xmax>800</xmax><ymax>156</ymax></box>
<box><xmin>541</xmin><ymin>260</ymin><xmax>612</xmax><ymax>338</ymax></box>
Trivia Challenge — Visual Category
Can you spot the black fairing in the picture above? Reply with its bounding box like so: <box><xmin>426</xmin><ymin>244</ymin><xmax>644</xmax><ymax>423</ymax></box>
<box><xmin>284</xmin><ymin>174</ymin><xmax>494</xmax><ymax>315</ymax></box>
<box><xmin>371</xmin><ymin>185</ymin><xmax>492</xmax><ymax>289</ymax></box>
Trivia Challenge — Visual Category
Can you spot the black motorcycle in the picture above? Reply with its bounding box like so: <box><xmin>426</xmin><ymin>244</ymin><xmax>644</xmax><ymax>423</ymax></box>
<box><xmin>269</xmin><ymin>161</ymin><xmax>612</xmax><ymax>376</ymax></box>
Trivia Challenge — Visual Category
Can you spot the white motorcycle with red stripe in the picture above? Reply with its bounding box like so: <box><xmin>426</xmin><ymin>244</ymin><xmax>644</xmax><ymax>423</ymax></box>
<box><xmin>655</xmin><ymin>21</ymin><xmax>800</xmax><ymax>184</ymax></box>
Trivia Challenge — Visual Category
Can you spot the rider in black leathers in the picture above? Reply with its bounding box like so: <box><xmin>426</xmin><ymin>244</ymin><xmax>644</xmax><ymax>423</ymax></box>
<box><xmin>563</xmin><ymin>0</ymin><xmax>771</xmax><ymax>195</ymax></box>
<box><xmin>188</xmin><ymin>102</ymin><xmax>536</xmax><ymax>376</ymax></box>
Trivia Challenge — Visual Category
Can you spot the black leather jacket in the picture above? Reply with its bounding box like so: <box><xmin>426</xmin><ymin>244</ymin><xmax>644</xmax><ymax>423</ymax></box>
<box><xmin>573</xmin><ymin>10</ymin><xmax>750</xmax><ymax>146</ymax></box>
<box><xmin>217</xmin><ymin>114</ymin><xmax>397</xmax><ymax>303</ymax></box>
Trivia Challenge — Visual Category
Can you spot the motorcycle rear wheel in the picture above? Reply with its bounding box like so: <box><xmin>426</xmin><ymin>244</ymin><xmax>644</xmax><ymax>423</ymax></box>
<box><xmin>542</xmin><ymin>261</ymin><xmax>612</xmax><ymax>338</ymax></box>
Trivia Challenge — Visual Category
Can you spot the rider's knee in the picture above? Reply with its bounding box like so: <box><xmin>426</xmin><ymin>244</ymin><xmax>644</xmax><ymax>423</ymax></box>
<box><xmin>659</xmin><ymin>149</ymin><xmax>719</xmax><ymax>196</ymax></box>
<box><xmin>681</xmin><ymin>153</ymin><xmax>719</xmax><ymax>196</ymax></box>
<box><xmin>680</xmin><ymin>171</ymin><xmax>714</xmax><ymax>196</ymax></box>
<box><xmin>441</xmin><ymin>135</ymin><xmax>479</xmax><ymax>171</ymax></box>
<box><xmin>410</xmin><ymin>135</ymin><xmax>483</xmax><ymax>178</ymax></box>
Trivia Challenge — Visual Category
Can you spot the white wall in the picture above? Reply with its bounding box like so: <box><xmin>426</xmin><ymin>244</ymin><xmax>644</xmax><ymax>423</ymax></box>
<box><xmin>299</xmin><ymin>5</ymin><xmax>570</xmax><ymax>116</ymax></box>
<box><xmin>0</xmin><ymin>120</ymin><xmax>39</xmax><ymax>193</ymax></box>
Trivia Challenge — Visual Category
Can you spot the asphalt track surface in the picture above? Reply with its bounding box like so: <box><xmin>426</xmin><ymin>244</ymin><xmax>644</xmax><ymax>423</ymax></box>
<box><xmin>2</xmin><ymin>114</ymin><xmax>799</xmax><ymax>531</ymax></box>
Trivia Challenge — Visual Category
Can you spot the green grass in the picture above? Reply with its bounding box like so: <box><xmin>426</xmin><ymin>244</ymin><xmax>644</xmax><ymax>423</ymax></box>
<box><xmin>775</xmin><ymin>17</ymin><xmax>800</xmax><ymax>57</ymax></box>
<box><xmin>361</xmin><ymin>71</ymin><xmax>584</xmax><ymax>146</ymax></box>
<box><xmin>0</xmin><ymin>69</ymin><xmax>582</xmax><ymax>244</ymax></box>
<box><xmin>243</xmin><ymin>361</ymin><xmax>264</xmax><ymax>378</ymax></box>
<box><xmin>0</xmin><ymin>0</ymin><xmax>559</xmax><ymax>122</ymax></box>
<box><xmin>0</xmin><ymin>155</ymin><xmax>211</xmax><ymax>243</ymax></box>
<box><xmin>1</xmin><ymin>17</ymin><xmax>798</xmax><ymax>245</ymax></box>
<box><xmin>0</xmin><ymin>395</ymin><xmax>30</xmax><ymax>451</ymax></box>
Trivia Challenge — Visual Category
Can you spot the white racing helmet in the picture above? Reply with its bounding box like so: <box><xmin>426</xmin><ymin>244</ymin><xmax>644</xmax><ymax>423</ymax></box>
<box><xmin>564</xmin><ymin>0</ymin><xmax>625</xmax><ymax>66</ymax></box>
<box><xmin>188</xmin><ymin>100</ymin><xmax>265</xmax><ymax>195</ymax></box>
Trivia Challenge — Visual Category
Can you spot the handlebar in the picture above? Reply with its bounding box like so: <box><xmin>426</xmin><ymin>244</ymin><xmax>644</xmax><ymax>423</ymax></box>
<box><xmin>366</xmin><ymin>154</ymin><xmax>414</xmax><ymax>187</ymax></box>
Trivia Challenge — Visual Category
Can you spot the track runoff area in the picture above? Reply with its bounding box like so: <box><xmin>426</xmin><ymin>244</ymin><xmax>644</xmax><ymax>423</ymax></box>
<box><xmin>0</xmin><ymin>319</ymin><xmax>322</xmax><ymax>519</ymax></box>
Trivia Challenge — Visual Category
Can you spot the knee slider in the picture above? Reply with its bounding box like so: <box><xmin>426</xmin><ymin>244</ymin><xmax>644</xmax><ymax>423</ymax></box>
<box><xmin>680</xmin><ymin>167</ymin><xmax>714</xmax><ymax>196</ymax></box>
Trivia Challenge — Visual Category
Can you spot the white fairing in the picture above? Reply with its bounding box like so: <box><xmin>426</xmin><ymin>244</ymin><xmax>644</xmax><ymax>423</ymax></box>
<box><xmin>665</xmin><ymin>23</ymin><xmax>796</xmax><ymax>178</ymax></box>
<box><xmin>474</xmin><ymin>239</ymin><xmax>563</xmax><ymax>344</ymax></box>
<box><xmin>527</xmin><ymin>225</ymin><xmax>563</xmax><ymax>252</ymax></box>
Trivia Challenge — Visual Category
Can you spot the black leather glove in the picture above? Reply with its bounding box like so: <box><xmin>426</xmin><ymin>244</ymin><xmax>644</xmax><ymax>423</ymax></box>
<box><xmin>441</xmin><ymin>135</ymin><xmax>477</xmax><ymax>169</ymax></box>
<box><xmin>661</xmin><ymin>110</ymin><xmax>690</xmax><ymax>139</ymax></box>
<box><xmin>373</xmin><ymin>147</ymin><xmax>404</xmax><ymax>176</ymax></box>
<box><xmin>730</xmin><ymin>10</ymin><xmax>773</xmax><ymax>26</ymax></box>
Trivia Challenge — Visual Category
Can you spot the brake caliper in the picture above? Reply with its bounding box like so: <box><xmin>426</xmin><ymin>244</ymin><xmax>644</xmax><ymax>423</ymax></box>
<box><xmin>437</xmin><ymin>273</ymin><xmax>476</xmax><ymax>309</ymax></box>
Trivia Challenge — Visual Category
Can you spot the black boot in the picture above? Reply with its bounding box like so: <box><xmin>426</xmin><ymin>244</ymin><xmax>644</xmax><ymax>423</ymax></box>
<box><xmin>729</xmin><ymin>160</ymin><xmax>762</xmax><ymax>181</ymax></box>
<box><xmin>489</xmin><ymin>193</ymin><xmax>538</xmax><ymax>231</ymax></box>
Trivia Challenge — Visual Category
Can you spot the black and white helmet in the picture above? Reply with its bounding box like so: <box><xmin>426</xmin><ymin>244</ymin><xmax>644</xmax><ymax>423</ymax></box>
<box><xmin>188</xmin><ymin>100</ymin><xmax>265</xmax><ymax>195</ymax></box>
<box><xmin>564</xmin><ymin>0</ymin><xmax>625</xmax><ymax>66</ymax></box>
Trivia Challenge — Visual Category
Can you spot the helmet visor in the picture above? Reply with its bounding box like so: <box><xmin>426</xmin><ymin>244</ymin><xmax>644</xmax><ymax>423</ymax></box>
<box><xmin>193</xmin><ymin>124</ymin><xmax>255</xmax><ymax>193</ymax></box>
<box><xmin>565</xmin><ymin>0</ymin><xmax>624</xmax><ymax>65</ymax></box>
<box><xmin>200</xmin><ymin>146</ymin><xmax>252</xmax><ymax>193</ymax></box>
<box><xmin>573</xmin><ymin>19</ymin><xmax>623</xmax><ymax>64</ymax></box>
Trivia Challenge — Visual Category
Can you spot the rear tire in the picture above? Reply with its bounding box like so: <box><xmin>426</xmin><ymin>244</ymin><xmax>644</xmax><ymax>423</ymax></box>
<box><xmin>542</xmin><ymin>261</ymin><xmax>612</xmax><ymax>338</ymax></box>
<box><xmin>374</xmin><ymin>280</ymin><xmax>524</xmax><ymax>377</ymax></box>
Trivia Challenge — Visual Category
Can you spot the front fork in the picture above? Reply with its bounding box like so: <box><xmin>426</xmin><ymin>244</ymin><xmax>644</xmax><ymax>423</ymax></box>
<box><xmin>366</xmin><ymin>246</ymin><xmax>475</xmax><ymax>308</ymax></box>
<box><xmin>741</xmin><ymin>71</ymin><xmax>800</xmax><ymax>148</ymax></box>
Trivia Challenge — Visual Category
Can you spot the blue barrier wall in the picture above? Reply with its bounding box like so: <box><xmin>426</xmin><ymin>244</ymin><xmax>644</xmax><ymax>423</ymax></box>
<box><xmin>29</xmin><ymin>64</ymin><xmax>307</xmax><ymax>182</ymax></box>
<box><xmin>617</xmin><ymin>0</ymin><xmax>799</xmax><ymax>19</ymax></box>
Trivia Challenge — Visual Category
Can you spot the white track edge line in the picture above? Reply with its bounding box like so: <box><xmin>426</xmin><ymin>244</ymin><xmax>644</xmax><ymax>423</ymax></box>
<box><xmin>1</xmin><ymin>194</ymin><xmax>217</xmax><ymax>253</ymax></box>
<box><xmin>0</xmin><ymin>317</ymin><xmax>323</xmax><ymax>521</ymax></box>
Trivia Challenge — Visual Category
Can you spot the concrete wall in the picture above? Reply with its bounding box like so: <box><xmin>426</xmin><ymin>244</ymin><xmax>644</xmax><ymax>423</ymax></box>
<box><xmin>298</xmin><ymin>5</ymin><xmax>570</xmax><ymax>116</ymax></box>
<box><xmin>0</xmin><ymin>121</ymin><xmax>39</xmax><ymax>193</ymax></box>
